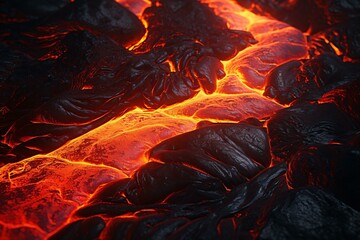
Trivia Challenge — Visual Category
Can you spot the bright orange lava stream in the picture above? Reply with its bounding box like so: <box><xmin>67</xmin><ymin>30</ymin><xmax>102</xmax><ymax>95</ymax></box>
<box><xmin>0</xmin><ymin>1</ymin><xmax>308</xmax><ymax>239</ymax></box>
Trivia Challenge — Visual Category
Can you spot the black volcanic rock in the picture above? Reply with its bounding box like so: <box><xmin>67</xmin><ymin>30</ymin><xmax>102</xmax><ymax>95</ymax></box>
<box><xmin>258</xmin><ymin>188</ymin><xmax>360</xmax><ymax>240</ymax></box>
<box><xmin>235</xmin><ymin>0</ymin><xmax>360</xmax><ymax>34</ymax></box>
<box><xmin>0</xmin><ymin>0</ymin><xmax>69</xmax><ymax>22</ymax></box>
<box><xmin>309</xmin><ymin>18</ymin><xmax>360</xmax><ymax>60</ymax></box>
<box><xmin>267</xmin><ymin>102</ymin><xmax>360</xmax><ymax>160</ymax></box>
<box><xmin>72</xmin><ymin>164</ymin><xmax>287</xmax><ymax>239</ymax></box>
<box><xmin>57</xmin><ymin>0</ymin><xmax>146</xmax><ymax>47</ymax></box>
<box><xmin>137</xmin><ymin>0</ymin><xmax>256</xmax><ymax>60</ymax></box>
<box><xmin>0</xmin><ymin>0</ymin><xmax>146</xmax><ymax>49</ymax></box>
<box><xmin>287</xmin><ymin>144</ymin><xmax>360</xmax><ymax>211</ymax></box>
<box><xmin>319</xmin><ymin>78</ymin><xmax>360</xmax><ymax>121</ymax></box>
<box><xmin>149</xmin><ymin>121</ymin><xmax>271</xmax><ymax>187</ymax></box>
<box><xmin>264</xmin><ymin>54</ymin><xmax>360</xmax><ymax>105</ymax></box>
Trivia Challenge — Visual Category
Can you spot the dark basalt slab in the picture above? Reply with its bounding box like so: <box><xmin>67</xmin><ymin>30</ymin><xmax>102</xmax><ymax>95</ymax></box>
<box><xmin>287</xmin><ymin>144</ymin><xmax>360</xmax><ymax>211</ymax></box>
<box><xmin>51</xmin><ymin>163</ymin><xmax>287</xmax><ymax>240</ymax></box>
<box><xmin>137</xmin><ymin>0</ymin><xmax>256</xmax><ymax>60</ymax></box>
<box><xmin>1</xmin><ymin>0</ymin><xmax>146</xmax><ymax>50</ymax></box>
<box><xmin>149</xmin><ymin>121</ymin><xmax>271</xmax><ymax>187</ymax></box>
<box><xmin>0</xmin><ymin>0</ymin><xmax>69</xmax><ymax>23</ymax></box>
<box><xmin>235</xmin><ymin>0</ymin><xmax>360</xmax><ymax>34</ymax></box>
<box><xmin>309</xmin><ymin>18</ymin><xmax>360</xmax><ymax>60</ymax></box>
<box><xmin>264</xmin><ymin>53</ymin><xmax>360</xmax><ymax>105</ymax></box>
<box><xmin>267</xmin><ymin>102</ymin><xmax>360</xmax><ymax>161</ymax></box>
<box><xmin>319</xmin><ymin>80</ymin><xmax>360</xmax><ymax>121</ymax></box>
<box><xmin>258</xmin><ymin>188</ymin><xmax>360</xmax><ymax>240</ymax></box>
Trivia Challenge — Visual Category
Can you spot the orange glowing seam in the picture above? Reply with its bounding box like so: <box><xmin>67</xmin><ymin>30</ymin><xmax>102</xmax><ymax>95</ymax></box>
<box><xmin>320</xmin><ymin>35</ymin><xmax>342</xmax><ymax>56</ymax></box>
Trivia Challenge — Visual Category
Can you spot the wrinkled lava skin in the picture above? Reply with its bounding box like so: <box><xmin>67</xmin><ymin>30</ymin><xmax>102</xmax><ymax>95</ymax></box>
<box><xmin>0</xmin><ymin>0</ymin><xmax>256</xmax><ymax>163</ymax></box>
<box><xmin>1</xmin><ymin>0</ymin><xmax>360</xmax><ymax>239</ymax></box>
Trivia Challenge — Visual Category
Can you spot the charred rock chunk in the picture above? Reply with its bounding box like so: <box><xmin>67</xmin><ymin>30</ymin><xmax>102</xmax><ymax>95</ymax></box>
<box><xmin>0</xmin><ymin>0</ymin><xmax>69</xmax><ymax>23</ymax></box>
<box><xmin>126</xmin><ymin>50</ymin><xmax>225</xmax><ymax>108</ymax></box>
<box><xmin>62</xmin><ymin>122</ymin><xmax>285</xmax><ymax>239</ymax></box>
<box><xmin>78</xmin><ymin>121</ymin><xmax>272</xmax><ymax>211</ymax></box>
<box><xmin>138</xmin><ymin>0</ymin><xmax>256</xmax><ymax>60</ymax></box>
<box><xmin>264</xmin><ymin>59</ymin><xmax>303</xmax><ymax>105</ymax></box>
<box><xmin>56</xmin><ymin>0</ymin><xmax>146</xmax><ymax>47</ymax></box>
<box><xmin>123</xmin><ymin>162</ymin><xmax>226</xmax><ymax>205</ymax></box>
<box><xmin>155</xmin><ymin>164</ymin><xmax>287</xmax><ymax>240</ymax></box>
<box><xmin>309</xmin><ymin>18</ymin><xmax>360</xmax><ymax>60</ymax></box>
<box><xmin>149</xmin><ymin>121</ymin><xmax>271</xmax><ymax>188</ymax></box>
<box><xmin>0</xmin><ymin>31</ymin><xmax>131</xmax><ymax>126</ymax></box>
<box><xmin>267</xmin><ymin>103</ymin><xmax>360</xmax><ymax>160</ymax></box>
<box><xmin>1</xmin><ymin>0</ymin><xmax>145</xmax><ymax>49</ymax></box>
<box><xmin>88</xmin><ymin>178</ymin><xmax>132</xmax><ymax>205</ymax></box>
<box><xmin>66</xmin><ymin>164</ymin><xmax>287</xmax><ymax>239</ymax></box>
<box><xmin>236</xmin><ymin>0</ymin><xmax>360</xmax><ymax>34</ymax></box>
<box><xmin>286</xmin><ymin>144</ymin><xmax>360</xmax><ymax>210</ymax></box>
<box><xmin>0</xmin><ymin>42</ymin><xmax>80</xmax><ymax>138</ymax></box>
<box><xmin>264</xmin><ymin>54</ymin><xmax>360</xmax><ymax>105</ymax></box>
<box><xmin>235</xmin><ymin>0</ymin><xmax>313</xmax><ymax>32</ymax></box>
<box><xmin>258</xmin><ymin>188</ymin><xmax>360</xmax><ymax>240</ymax></box>
<box><xmin>128</xmin><ymin>0</ymin><xmax>255</xmax><ymax>106</ymax></box>
<box><xmin>319</xmin><ymin>80</ymin><xmax>360</xmax><ymax>121</ymax></box>
<box><xmin>49</xmin><ymin>31</ymin><xmax>132</xmax><ymax>90</ymax></box>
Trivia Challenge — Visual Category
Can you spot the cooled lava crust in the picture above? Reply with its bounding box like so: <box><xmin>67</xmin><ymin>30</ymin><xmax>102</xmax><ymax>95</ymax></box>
<box><xmin>0</xmin><ymin>0</ymin><xmax>359</xmax><ymax>239</ymax></box>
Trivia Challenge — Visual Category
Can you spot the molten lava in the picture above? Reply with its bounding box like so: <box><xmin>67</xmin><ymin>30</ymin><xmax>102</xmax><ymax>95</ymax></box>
<box><xmin>1</xmin><ymin>0</ymin><xmax>358</xmax><ymax>239</ymax></box>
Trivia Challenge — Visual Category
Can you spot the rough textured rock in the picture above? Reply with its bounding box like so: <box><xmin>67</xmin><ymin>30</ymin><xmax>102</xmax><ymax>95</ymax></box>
<box><xmin>287</xmin><ymin>144</ymin><xmax>360</xmax><ymax>210</ymax></box>
<box><xmin>267</xmin><ymin>102</ymin><xmax>360</xmax><ymax>160</ymax></box>
<box><xmin>63</xmin><ymin>164</ymin><xmax>287</xmax><ymax>239</ymax></box>
<box><xmin>1</xmin><ymin>0</ymin><xmax>146</xmax><ymax>49</ymax></box>
<box><xmin>309</xmin><ymin>18</ymin><xmax>360</xmax><ymax>60</ymax></box>
<box><xmin>0</xmin><ymin>0</ymin><xmax>69</xmax><ymax>22</ymax></box>
<box><xmin>319</xmin><ymin>80</ymin><xmax>360</xmax><ymax>121</ymax></box>
<box><xmin>264</xmin><ymin>54</ymin><xmax>360</xmax><ymax>104</ymax></box>
<box><xmin>235</xmin><ymin>0</ymin><xmax>360</xmax><ymax>34</ymax></box>
<box><xmin>258</xmin><ymin>188</ymin><xmax>360</xmax><ymax>240</ymax></box>
<box><xmin>149</xmin><ymin>121</ymin><xmax>271</xmax><ymax>187</ymax></box>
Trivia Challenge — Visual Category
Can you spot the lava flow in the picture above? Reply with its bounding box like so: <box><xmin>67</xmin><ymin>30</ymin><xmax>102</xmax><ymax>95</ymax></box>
<box><xmin>0</xmin><ymin>0</ymin><xmax>359</xmax><ymax>239</ymax></box>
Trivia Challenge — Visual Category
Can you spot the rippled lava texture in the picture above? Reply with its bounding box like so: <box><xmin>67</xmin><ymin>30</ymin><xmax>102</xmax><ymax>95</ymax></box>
<box><xmin>1</xmin><ymin>0</ymin><xmax>360</xmax><ymax>239</ymax></box>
